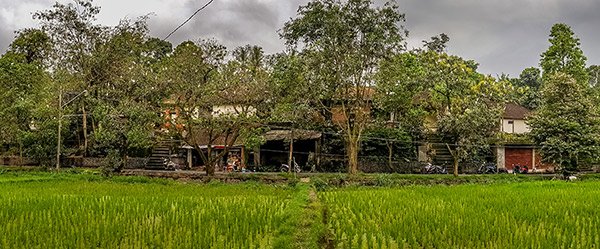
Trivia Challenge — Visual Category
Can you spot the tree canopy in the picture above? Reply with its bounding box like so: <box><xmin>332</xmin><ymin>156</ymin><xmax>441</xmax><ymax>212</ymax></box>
<box><xmin>540</xmin><ymin>23</ymin><xmax>589</xmax><ymax>85</ymax></box>
<box><xmin>3</xmin><ymin>0</ymin><xmax>600</xmax><ymax>176</ymax></box>
<box><xmin>528</xmin><ymin>73</ymin><xmax>600</xmax><ymax>172</ymax></box>
<box><xmin>281</xmin><ymin>0</ymin><xmax>407</xmax><ymax>174</ymax></box>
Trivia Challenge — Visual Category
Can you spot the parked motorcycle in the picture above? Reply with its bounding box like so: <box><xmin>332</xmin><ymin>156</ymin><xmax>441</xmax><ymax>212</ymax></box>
<box><xmin>512</xmin><ymin>164</ymin><xmax>529</xmax><ymax>174</ymax></box>
<box><xmin>423</xmin><ymin>162</ymin><xmax>448</xmax><ymax>174</ymax></box>
<box><xmin>477</xmin><ymin>162</ymin><xmax>498</xmax><ymax>174</ymax></box>
<box><xmin>280</xmin><ymin>157</ymin><xmax>301</xmax><ymax>173</ymax></box>
<box><xmin>163</xmin><ymin>157</ymin><xmax>180</xmax><ymax>171</ymax></box>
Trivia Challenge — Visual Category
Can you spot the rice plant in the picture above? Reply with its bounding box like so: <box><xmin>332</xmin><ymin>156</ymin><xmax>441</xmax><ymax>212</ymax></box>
<box><xmin>3</xmin><ymin>172</ymin><xmax>600</xmax><ymax>249</ymax></box>
<box><xmin>321</xmin><ymin>181</ymin><xmax>600</xmax><ymax>249</ymax></box>
<box><xmin>0</xmin><ymin>174</ymin><xmax>297</xmax><ymax>249</ymax></box>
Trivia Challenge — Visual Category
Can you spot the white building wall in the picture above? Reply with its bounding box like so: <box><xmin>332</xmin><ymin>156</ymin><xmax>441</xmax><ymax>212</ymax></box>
<box><xmin>501</xmin><ymin>119</ymin><xmax>530</xmax><ymax>134</ymax></box>
<box><xmin>212</xmin><ymin>105</ymin><xmax>256</xmax><ymax>117</ymax></box>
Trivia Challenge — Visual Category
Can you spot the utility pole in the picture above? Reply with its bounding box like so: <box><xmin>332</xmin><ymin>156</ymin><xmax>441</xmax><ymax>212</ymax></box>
<box><xmin>56</xmin><ymin>89</ymin><xmax>62</xmax><ymax>169</ymax></box>
<box><xmin>56</xmin><ymin>89</ymin><xmax>87</xmax><ymax>170</ymax></box>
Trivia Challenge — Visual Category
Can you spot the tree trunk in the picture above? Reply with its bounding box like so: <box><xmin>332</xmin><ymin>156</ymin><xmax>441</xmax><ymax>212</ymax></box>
<box><xmin>347</xmin><ymin>137</ymin><xmax>359</xmax><ymax>174</ymax></box>
<box><xmin>205</xmin><ymin>146</ymin><xmax>215</xmax><ymax>176</ymax></box>
<box><xmin>315</xmin><ymin>139</ymin><xmax>322</xmax><ymax>172</ymax></box>
<box><xmin>206</xmin><ymin>162</ymin><xmax>216</xmax><ymax>176</ymax></box>
<box><xmin>453</xmin><ymin>157</ymin><xmax>459</xmax><ymax>177</ymax></box>
<box><xmin>445</xmin><ymin>143</ymin><xmax>459</xmax><ymax>177</ymax></box>
<box><xmin>187</xmin><ymin>148</ymin><xmax>193</xmax><ymax>169</ymax></box>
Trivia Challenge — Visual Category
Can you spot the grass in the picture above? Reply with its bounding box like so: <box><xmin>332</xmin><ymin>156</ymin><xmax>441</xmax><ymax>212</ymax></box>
<box><xmin>320</xmin><ymin>181</ymin><xmax>600</xmax><ymax>248</ymax></box>
<box><xmin>0</xmin><ymin>172</ymin><xmax>301</xmax><ymax>249</ymax></box>
<box><xmin>1</xmin><ymin>170</ymin><xmax>599</xmax><ymax>248</ymax></box>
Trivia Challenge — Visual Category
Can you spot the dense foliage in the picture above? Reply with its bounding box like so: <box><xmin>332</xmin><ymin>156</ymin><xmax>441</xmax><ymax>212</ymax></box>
<box><xmin>1</xmin><ymin>0</ymin><xmax>600</xmax><ymax>174</ymax></box>
<box><xmin>528</xmin><ymin>73</ymin><xmax>600</xmax><ymax>172</ymax></box>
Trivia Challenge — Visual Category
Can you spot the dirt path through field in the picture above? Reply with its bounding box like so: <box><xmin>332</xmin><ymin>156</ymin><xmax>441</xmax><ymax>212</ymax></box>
<box><xmin>292</xmin><ymin>187</ymin><xmax>335</xmax><ymax>249</ymax></box>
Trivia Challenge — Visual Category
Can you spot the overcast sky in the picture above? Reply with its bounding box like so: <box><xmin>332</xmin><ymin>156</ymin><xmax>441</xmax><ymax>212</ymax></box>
<box><xmin>1</xmin><ymin>0</ymin><xmax>599</xmax><ymax>76</ymax></box>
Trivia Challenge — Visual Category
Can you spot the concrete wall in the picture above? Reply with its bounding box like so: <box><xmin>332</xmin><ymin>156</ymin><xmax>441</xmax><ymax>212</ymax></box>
<box><xmin>496</xmin><ymin>147</ymin><xmax>505</xmax><ymax>169</ymax></box>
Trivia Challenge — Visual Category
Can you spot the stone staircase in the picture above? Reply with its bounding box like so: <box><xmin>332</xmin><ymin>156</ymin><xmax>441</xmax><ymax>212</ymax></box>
<box><xmin>427</xmin><ymin>135</ymin><xmax>454</xmax><ymax>170</ymax></box>
<box><xmin>145</xmin><ymin>141</ymin><xmax>174</xmax><ymax>170</ymax></box>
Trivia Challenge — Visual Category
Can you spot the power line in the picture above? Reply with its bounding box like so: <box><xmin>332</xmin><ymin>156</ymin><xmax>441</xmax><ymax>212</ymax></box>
<box><xmin>163</xmin><ymin>0</ymin><xmax>216</xmax><ymax>40</ymax></box>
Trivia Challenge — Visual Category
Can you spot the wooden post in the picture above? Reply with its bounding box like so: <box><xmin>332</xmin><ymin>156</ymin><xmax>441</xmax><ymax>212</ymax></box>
<box><xmin>254</xmin><ymin>148</ymin><xmax>261</xmax><ymax>168</ymax></box>
<box><xmin>288</xmin><ymin>129</ymin><xmax>294</xmax><ymax>172</ymax></box>
<box><xmin>187</xmin><ymin>148</ymin><xmax>193</xmax><ymax>169</ymax></box>
<box><xmin>316</xmin><ymin>137</ymin><xmax>322</xmax><ymax>171</ymax></box>
<box><xmin>241</xmin><ymin>147</ymin><xmax>246</xmax><ymax>169</ymax></box>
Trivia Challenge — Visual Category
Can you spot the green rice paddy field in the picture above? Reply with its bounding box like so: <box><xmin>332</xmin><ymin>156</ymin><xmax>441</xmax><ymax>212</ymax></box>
<box><xmin>0</xmin><ymin>172</ymin><xmax>599</xmax><ymax>248</ymax></box>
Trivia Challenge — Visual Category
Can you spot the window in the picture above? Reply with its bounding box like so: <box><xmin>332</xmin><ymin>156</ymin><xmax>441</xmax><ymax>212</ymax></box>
<box><xmin>507</xmin><ymin>120</ymin><xmax>515</xmax><ymax>133</ymax></box>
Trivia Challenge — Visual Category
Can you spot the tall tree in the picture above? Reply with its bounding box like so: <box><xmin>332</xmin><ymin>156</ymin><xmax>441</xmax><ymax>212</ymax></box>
<box><xmin>268</xmin><ymin>52</ymin><xmax>325</xmax><ymax>170</ymax></box>
<box><xmin>160</xmin><ymin>40</ymin><xmax>222</xmax><ymax>175</ymax></box>
<box><xmin>33</xmin><ymin>0</ymin><xmax>106</xmax><ymax>156</ymax></box>
<box><xmin>528</xmin><ymin>73</ymin><xmax>600</xmax><ymax>173</ymax></box>
<box><xmin>281</xmin><ymin>0</ymin><xmax>407</xmax><ymax>174</ymax></box>
<box><xmin>0</xmin><ymin>52</ymin><xmax>53</xmax><ymax>159</ymax></box>
<box><xmin>418</xmin><ymin>51</ymin><xmax>508</xmax><ymax>176</ymax></box>
<box><xmin>86</xmin><ymin>17</ymin><xmax>166</xmax><ymax>169</ymax></box>
<box><xmin>33</xmin><ymin>0</ymin><xmax>104</xmax><ymax>73</ymax></box>
<box><xmin>540</xmin><ymin>23</ymin><xmax>589</xmax><ymax>85</ymax></box>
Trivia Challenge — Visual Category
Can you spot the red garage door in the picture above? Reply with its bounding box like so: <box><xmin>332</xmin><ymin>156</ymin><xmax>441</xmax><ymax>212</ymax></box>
<box><xmin>505</xmin><ymin>148</ymin><xmax>533</xmax><ymax>170</ymax></box>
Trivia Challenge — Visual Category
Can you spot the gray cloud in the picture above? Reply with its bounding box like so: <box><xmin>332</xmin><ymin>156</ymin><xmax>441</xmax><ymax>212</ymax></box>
<box><xmin>1</xmin><ymin>0</ymin><xmax>599</xmax><ymax>76</ymax></box>
<box><xmin>151</xmin><ymin>0</ymin><xmax>308</xmax><ymax>53</ymax></box>
<box><xmin>0</xmin><ymin>0</ymin><xmax>52</xmax><ymax>52</ymax></box>
<box><xmin>400</xmin><ymin>0</ymin><xmax>600</xmax><ymax>75</ymax></box>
